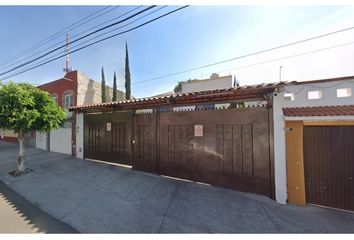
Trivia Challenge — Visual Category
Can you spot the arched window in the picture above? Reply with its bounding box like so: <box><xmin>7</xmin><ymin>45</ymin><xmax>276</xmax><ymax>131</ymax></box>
<box><xmin>62</xmin><ymin>90</ymin><xmax>74</xmax><ymax>108</ymax></box>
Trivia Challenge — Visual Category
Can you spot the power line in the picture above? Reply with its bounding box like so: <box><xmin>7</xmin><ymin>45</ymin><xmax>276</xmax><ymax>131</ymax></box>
<box><xmin>1</xmin><ymin>5</ymin><xmax>168</xmax><ymax>79</ymax></box>
<box><xmin>116</xmin><ymin>25</ymin><xmax>354</xmax><ymax>87</ymax></box>
<box><xmin>130</xmin><ymin>40</ymin><xmax>354</xmax><ymax>90</ymax></box>
<box><xmin>0</xmin><ymin>6</ymin><xmax>140</xmax><ymax>72</ymax></box>
<box><xmin>0</xmin><ymin>6</ymin><xmax>116</xmax><ymax>69</ymax></box>
<box><xmin>0</xmin><ymin>5</ymin><xmax>157</xmax><ymax>77</ymax></box>
<box><xmin>0</xmin><ymin>6</ymin><xmax>189</xmax><ymax>81</ymax></box>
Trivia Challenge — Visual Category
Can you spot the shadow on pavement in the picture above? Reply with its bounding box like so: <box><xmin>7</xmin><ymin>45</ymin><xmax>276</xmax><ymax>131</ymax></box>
<box><xmin>0</xmin><ymin>180</ymin><xmax>78</xmax><ymax>233</ymax></box>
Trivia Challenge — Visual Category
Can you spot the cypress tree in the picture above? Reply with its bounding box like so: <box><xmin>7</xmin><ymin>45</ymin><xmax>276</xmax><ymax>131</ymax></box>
<box><xmin>113</xmin><ymin>71</ymin><xmax>117</xmax><ymax>102</ymax></box>
<box><xmin>125</xmin><ymin>42</ymin><xmax>131</xmax><ymax>100</ymax></box>
<box><xmin>101</xmin><ymin>67</ymin><xmax>106</xmax><ymax>103</ymax></box>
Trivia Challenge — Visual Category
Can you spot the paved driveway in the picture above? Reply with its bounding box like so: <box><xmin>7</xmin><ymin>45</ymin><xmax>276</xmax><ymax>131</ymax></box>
<box><xmin>0</xmin><ymin>141</ymin><xmax>353</xmax><ymax>233</ymax></box>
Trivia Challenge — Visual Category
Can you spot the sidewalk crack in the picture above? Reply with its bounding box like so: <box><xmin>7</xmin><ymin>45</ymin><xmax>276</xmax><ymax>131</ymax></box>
<box><xmin>157</xmin><ymin>182</ymin><xmax>180</xmax><ymax>233</ymax></box>
<box><xmin>258</xmin><ymin>201</ymin><xmax>280</xmax><ymax>233</ymax></box>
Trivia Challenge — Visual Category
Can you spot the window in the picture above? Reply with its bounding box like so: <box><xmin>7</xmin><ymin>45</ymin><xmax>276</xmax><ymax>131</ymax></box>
<box><xmin>284</xmin><ymin>93</ymin><xmax>295</xmax><ymax>101</ymax></box>
<box><xmin>52</xmin><ymin>94</ymin><xmax>58</xmax><ymax>104</ymax></box>
<box><xmin>63</xmin><ymin>92</ymin><xmax>73</xmax><ymax>108</ymax></box>
<box><xmin>337</xmin><ymin>88</ymin><xmax>352</xmax><ymax>98</ymax></box>
<box><xmin>308</xmin><ymin>90</ymin><xmax>322</xmax><ymax>100</ymax></box>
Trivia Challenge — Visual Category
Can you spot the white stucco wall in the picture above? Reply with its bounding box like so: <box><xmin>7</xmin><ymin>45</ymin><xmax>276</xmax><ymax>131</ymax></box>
<box><xmin>50</xmin><ymin>128</ymin><xmax>71</xmax><ymax>155</ymax></box>
<box><xmin>181</xmin><ymin>76</ymin><xmax>233</xmax><ymax>93</ymax></box>
<box><xmin>35</xmin><ymin>131</ymin><xmax>47</xmax><ymax>150</ymax></box>
<box><xmin>76</xmin><ymin>113</ymin><xmax>84</xmax><ymax>159</ymax></box>
<box><xmin>272</xmin><ymin>91</ymin><xmax>288</xmax><ymax>204</ymax></box>
<box><xmin>283</xmin><ymin>79</ymin><xmax>354</xmax><ymax>107</ymax></box>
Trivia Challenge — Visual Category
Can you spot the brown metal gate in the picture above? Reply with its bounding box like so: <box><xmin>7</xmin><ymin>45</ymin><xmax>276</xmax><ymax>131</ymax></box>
<box><xmin>84</xmin><ymin>107</ymin><xmax>273</xmax><ymax>197</ymax></box>
<box><xmin>84</xmin><ymin>111</ymin><xmax>133</xmax><ymax>165</ymax></box>
<box><xmin>304</xmin><ymin>126</ymin><xmax>354</xmax><ymax>211</ymax></box>
<box><xmin>158</xmin><ymin>107</ymin><xmax>272</xmax><ymax>197</ymax></box>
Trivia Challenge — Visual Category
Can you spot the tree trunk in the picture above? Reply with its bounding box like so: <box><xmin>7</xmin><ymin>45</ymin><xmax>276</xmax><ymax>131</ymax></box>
<box><xmin>17</xmin><ymin>131</ymin><xmax>26</xmax><ymax>172</ymax></box>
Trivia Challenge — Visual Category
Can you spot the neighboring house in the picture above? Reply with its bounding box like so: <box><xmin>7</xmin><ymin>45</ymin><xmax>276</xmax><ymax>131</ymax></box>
<box><xmin>35</xmin><ymin>70</ymin><xmax>125</xmax><ymax>155</ymax></box>
<box><xmin>1</xmin><ymin>70</ymin><xmax>125</xmax><ymax>155</ymax></box>
<box><xmin>181</xmin><ymin>74</ymin><xmax>233</xmax><ymax>93</ymax></box>
<box><xmin>273</xmin><ymin>75</ymin><xmax>354</xmax><ymax>212</ymax></box>
<box><xmin>38</xmin><ymin>70</ymin><xmax>125</xmax><ymax>108</ymax></box>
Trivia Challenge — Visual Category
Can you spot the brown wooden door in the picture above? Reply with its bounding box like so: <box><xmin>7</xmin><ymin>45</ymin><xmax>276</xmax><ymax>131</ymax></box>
<box><xmin>304</xmin><ymin>126</ymin><xmax>354</xmax><ymax>211</ymax></box>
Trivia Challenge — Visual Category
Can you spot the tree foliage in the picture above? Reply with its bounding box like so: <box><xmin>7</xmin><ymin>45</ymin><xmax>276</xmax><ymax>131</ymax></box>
<box><xmin>0</xmin><ymin>82</ymin><xmax>66</xmax><ymax>134</ymax></box>
<box><xmin>125</xmin><ymin>42</ymin><xmax>131</xmax><ymax>100</ymax></box>
<box><xmin>112</xmin><ymin>71</ymin><xmax>117</xmax><ymax>102</ymax></box>
<box><xmin>0</xmin><ymin>82</ymin><xmax>66</xmax><ymax>173</ymax></box>
<box><xmin>101</xmin><ymin>67</ymin><xmax>107</xmax><ymax>103</ymax></box>
<box><xmin>173</xmin><ymin>79</ymin><xmax>193</xmax><ymax>93</ymax></box>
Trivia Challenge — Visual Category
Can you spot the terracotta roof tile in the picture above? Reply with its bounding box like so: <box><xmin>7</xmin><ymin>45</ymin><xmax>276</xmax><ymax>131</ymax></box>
<box><xmin>283</xmin><ymin>105</ymin><xmax>354</xmax><ymax>117</ymax></box>
<box><xmin>69</xmin><ymin>81</ymin><xmax>296</xmax><ymax>112</ymax></box>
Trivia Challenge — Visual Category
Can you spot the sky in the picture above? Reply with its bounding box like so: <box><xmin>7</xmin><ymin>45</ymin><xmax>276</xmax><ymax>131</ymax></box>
<box><xmin>1</xmin><ymin>4</ymin><xmax>354</xmax><ymax>98</ymax></box>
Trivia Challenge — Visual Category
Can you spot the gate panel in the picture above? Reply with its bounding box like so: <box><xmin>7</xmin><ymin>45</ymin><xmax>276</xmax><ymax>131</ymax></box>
<box><xmin>84</xmin><ymin>111</ymin><xmax>133</xmax><ymax>165</ymax></box>
<box><xmin>159</xmin><ymin>107</ymin><xmax>271</xmax><ymax>197</ymax></box>
<box><xmin>304</xmin><ymin>126</ymin><xmax>354</xmax><ymax>211</ymax></box>
<box><xmin>133</xmin><ymin>113</ymin><xmax>157</xmax><ymax>172</ymax></box>
<box><xmin>84</xmin><ymin>113</ymin><xmax>110</xmax><ymax>161</ymax></box>
<box><xmin>109</xmin><ymin>111</ymin><xmax>133</xmax><ymax>165</ymax></box>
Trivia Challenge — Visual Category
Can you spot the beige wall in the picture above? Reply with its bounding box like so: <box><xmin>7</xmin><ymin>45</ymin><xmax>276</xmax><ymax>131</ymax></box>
<box><xmin>181</xmin><ymin>75</ymin><xmax>233</xmax><ymax>93</ymax></box>
<box><xmin>77</xmin><ymin>71</ymin><xmax>125</xmax><ymax>105</ymax></box>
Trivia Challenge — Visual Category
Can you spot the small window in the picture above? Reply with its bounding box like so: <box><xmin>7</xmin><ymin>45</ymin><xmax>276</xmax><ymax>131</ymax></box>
<box><xmin>337</xmin><ymin>88</ymin><xmax>352</xmax><ymax>98</ymax></box>
<box><xmin>52</xmin><ymin>94</ymin><xmax>58</xmax><ymax>104</ymax></box>
<box><xmin>308</xmin><ymin>90</ymin><xmax>322</xmax><ymax>100</ymax></box>
<box><xmin>284</xmin><ymin>93</ymin><xmax>295</xmax><ymax>101</ymax></box>
<box><xmin>63</xmin><ymin>93</ymin><xmax>73</xmax><ymax>108</ymax></box>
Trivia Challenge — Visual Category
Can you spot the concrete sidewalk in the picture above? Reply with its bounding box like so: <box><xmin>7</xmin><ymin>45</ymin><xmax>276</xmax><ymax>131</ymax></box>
<box><xmin>0</xmin><ymin>141</ymin><xmax>353</xmax><ymax>233</ymax></box>
<box><xmin>0</xmin><ymin>181</ymin><xmax>78</xmax><ymax>233</ymax></box>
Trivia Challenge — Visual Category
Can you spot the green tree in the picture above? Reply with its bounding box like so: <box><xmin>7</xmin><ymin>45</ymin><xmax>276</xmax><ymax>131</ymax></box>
<box><xmin>173</xmin><ymin>79</ymin><xmax>193</xmax><ymax>93</ymax></box>
<box><xmin>0</xmin><ymin>82</ymin><xmax>66</xmax><ymax>173</ymax></box>
<box><xmin>112</xmin><ymin>71</ymin><xmax>117</xmax><ymax>102</ymax></box>
<box><xmin>101</xmin><ymin>67</ymin><xmax>106</xmax><ymax>103</ymax></box>
<box><xmin>125</xmin><ymin>42</ymin><xmax>131</xmax><ymax>100</ymax></box>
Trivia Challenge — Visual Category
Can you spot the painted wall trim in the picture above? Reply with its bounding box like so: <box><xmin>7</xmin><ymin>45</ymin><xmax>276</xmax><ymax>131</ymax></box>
<box><xmin>285</xmin><ymin>121</ymin><xmax>306</xmax><ymax>205</ymax></box>
<box><xmin>273</xmin><ymin>92</ymin><xmax>288</xmax><ymax>204</ymax></box>
<box><xmin>285</xmin><ymin>116</ymin><xmax>354</xmax><ymax>121</ymax></box>
<box><xmin>75</xmin><ymin>113</ymin><xmax>84</xmax><ymax>159</ymax></box>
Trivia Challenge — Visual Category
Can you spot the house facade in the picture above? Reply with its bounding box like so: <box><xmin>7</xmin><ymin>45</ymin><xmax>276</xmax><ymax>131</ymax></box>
<box><xmin>68</xmin><ymin>75</ymin><xmax>354</xmax><ymax>212</ymax></box>
<box><xmin>273</xmin><ymin>76</ymin><xmax>354</xmax><ymax>211</ymax></box>
<box><xmin>35</xmin><ymin>70</ymin><xmax>125</xmax><ymax>155</ymax></box>
<box><xmin>70</xmin><ymin>82</ymin><xmax>285</xmax><ymax>200</ymax></box>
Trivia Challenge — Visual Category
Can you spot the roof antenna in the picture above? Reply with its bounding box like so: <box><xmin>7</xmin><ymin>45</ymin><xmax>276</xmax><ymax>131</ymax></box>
<box><xmin>63</xmin><ymin>33</ymin><xmax>72</xmax><ymax>74</ymax></box>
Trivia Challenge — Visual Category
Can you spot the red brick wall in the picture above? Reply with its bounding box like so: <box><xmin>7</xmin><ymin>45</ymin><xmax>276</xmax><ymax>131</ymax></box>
<box><xmin>39</xmin><ymin>71</ymin><xmax>78</xmax><ymax>107</ymax></box>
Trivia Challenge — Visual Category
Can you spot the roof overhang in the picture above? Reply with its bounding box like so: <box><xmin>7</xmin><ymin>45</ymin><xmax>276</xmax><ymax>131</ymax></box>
<box><xmin>70</xmin><ymin>81</ymin><xmax>292</xmax><ymax>113</ymax></box>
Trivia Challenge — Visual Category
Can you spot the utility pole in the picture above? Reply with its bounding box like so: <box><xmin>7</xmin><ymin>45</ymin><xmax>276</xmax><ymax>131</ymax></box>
<box><xmin>279</xmin><ymin>65</ymin><xmax>283</xmax><ymax>82</ymax></box>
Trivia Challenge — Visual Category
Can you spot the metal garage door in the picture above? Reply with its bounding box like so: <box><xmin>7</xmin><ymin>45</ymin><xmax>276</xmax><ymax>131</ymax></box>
<box><xmin>304</xmin><ymin>126</ymin><xmax>354</xmax><ymax>212</ymax></box>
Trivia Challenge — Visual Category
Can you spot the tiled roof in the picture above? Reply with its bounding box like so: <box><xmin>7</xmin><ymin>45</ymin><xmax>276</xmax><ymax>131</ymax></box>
<box><xmin>283</xmin><ymin>105</ymin><xmax>354</xmax><ymax>117</ymax></box>
<box><xmin>69</xmin><ymin>81</ymin><xmax>295</xmax><ymax>112</ymax></box>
